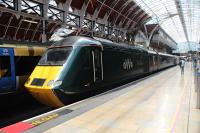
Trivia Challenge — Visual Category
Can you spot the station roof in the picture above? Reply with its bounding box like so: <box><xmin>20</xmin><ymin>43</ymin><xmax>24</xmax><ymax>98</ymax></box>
<box><xmin>64</xmin><ymin>0</ymin><xmax>150</xmax><ymax>27</ymax></box>
<box><xmin>134</xmin><ymin>0</ymin><xmax>200</xmax><ymax>44</ymax></box>
<box><xmin>1</xmin><ymin>0</ymin><xmax>199</xmax><ymax>50</ymax></box>
<box><xmin>0</xmin><ymin>0</ymin><xmax>150</xmax><ymax>43</ymax></box>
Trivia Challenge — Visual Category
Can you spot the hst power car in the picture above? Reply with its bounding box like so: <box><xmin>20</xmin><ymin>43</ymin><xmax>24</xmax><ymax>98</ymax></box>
<box><xmin>25</xmin><ymin>36</ymin><xmax>176</xmax><ymax>107</ymax></box>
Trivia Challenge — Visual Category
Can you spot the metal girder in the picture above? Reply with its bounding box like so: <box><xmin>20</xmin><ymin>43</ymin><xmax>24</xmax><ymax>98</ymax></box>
<box><xmin>114</xmin><ymin>0</ymin><xmax>133</xmax><ymax>24</ymax></box>
<box><xmin>130</xmin><ymin>11</ymin><xmax>147</xmax><ymax>28</ymax></box>
<box><xmin>21</xmin><ymin>0</ymin><xmax>42</xmax><ymax>16</ymax></box>
<box><xmin>126</xmin><ymin>7</ymin><xmax>137</xmax><ymax>17</ymax></box>
<box><xmin>48</xmin><ymin>22</ymin><xmax>59</xmax><ymax>35</ymax></box>
<box><xmin>140</xmin><ymin>15</ymin><xmax>150</xmax><ymax>25</ymax></box>
<box><xmin>31</xmin><ymin>20</ymin><xmax>41</xmax><ymax>41</ymax></box>
<box><xmin>62</xmin><ymin>0</ymin><xmax>72</xmax><ymax>23</ymax></box>
<box><xmin>105</xmin><ymin>0</ymin><xmax>121</xmax><ymax>21</ymax></box>
<box><xmin>1</xmin><ymin>0</ymin><xmax>14</xmax><ymax>9</ymax></box>
<box><xmin>0</xmin><ymin>6</ymin><xmax>41</xmax><ymax>19</ymax></box>
<box><xmin>95</xmin><ymin>0</ymin><xmax>138</xmax><ymax>30</ymax></box>
<box><xmin>14</xmin><ymin>16</ymin><xmax>23</xmax><ymax>39</ymax></box>
<box><xmin>129</xmin><ymin>15</ymin><xmax>150</xmax><ymax>33</ymax></box>
<box><xmin>0</xmin><ymin>0</ymin><xmax>66</xmax><ymax>23</ymax></box>
<box><xmin>23</xmin><ymin>18</ymin><xmax>32</xmax><ymax>40</ymax></box>
<box><xmin>143</xmin><ymin>24</ymin><xmax>148</xmax><ymax>38</ymax></box>
<box><xmin>82</xmin><ymin>18</ymin><xmax>93</xmax><ymax>30</ymax></box>
<box><xmin>3</xmin><ymin>14</ymin><xmax>13</xmax><ymax>38</ymax></box>
<box><xmin>0</xmin><ymin>0</ymin><xmax>150</xmax><ymax>44</ymax></box>
<box><xmin>135</xmin><ymin>11</ymin><xmax>146</xmax><ymax>23</ymax></box>
<box><xmin>65</xmin><ymin>13</ymin><xmax>80</xmax><ymax>28</ymax></box>
<box><xmin>93</xmin><ymin>22</ymin><xmax>105</xmax><ymax>37</ymax></box>
<box><xmin>48</xmin><ymin>6</ymin><xmax>64</xmax><ymax>21</ymax></box>
<box><xmin>121</xmin><ymin>5</ymin><xmax>140</xmax><ymax>28</ymax></box>
<box><xmin>95</xmin><ymin>0</ymin><xmax>107</xmax><ymax>20</ymax></box>
<box><xmin>174</xmin><ymin>0</ymin><xmax>189</xmax><ymax>42</ymax></box>
<box><xmin>80</xmin><ymin>0</ymin><xmax>97</xmax><ymax>19</ymax></box>
<box><xmin>129</xmin><ymin>8</ymin><xmax>143</xmax><ymax>20</ymax></box>
<box><xmin>78</xmin><ymin>0</ymin><xmax>95</xmax><ymax>35</ymax></box>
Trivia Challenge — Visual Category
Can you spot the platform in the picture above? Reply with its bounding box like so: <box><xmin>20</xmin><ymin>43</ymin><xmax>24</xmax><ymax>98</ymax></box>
<box><xmin>2</xmin><ymin>62</ymin><xmax>200</xmax><ymax>133</ymax></box>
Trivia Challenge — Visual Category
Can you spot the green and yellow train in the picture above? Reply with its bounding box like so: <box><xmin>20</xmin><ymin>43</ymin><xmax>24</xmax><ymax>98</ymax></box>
<box><xmin>25</xmin><ymin>36</ymin><xmax>177</xmax><ymax>107</ymax></box>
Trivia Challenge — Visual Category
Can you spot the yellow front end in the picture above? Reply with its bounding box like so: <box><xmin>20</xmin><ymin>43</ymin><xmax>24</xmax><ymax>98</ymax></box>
<box><xmin>25</xmin><ymin>66</ymin><xmax>65</xmax><ymax>107</ymax></box>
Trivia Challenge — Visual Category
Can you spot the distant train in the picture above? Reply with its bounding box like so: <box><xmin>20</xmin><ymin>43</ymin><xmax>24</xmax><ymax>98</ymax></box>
<box><xmin>0</xmin><ymin>45</ymin><xmax>46</xmax><ymax>94</ymax></box>
<box><xmin>25</xmin><ymin>36</ymin><xmax>177</xmax><ymax>107</ymax></box>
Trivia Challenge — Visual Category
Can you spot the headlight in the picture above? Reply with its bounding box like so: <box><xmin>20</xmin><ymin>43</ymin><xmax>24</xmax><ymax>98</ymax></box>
<box><xmin>47</xmin><ymin>80</ymin><xmax>54</xmax><ymax>87</ymax></box>
<box><xmin>47</xmin><ymin>80</ymin><xmax>62</xmax><ymax>87</ymax></box>
<box><xmin>53</xmin><ymin>80</ymin><xmax>62</xmax><ymax>87</ymax></box>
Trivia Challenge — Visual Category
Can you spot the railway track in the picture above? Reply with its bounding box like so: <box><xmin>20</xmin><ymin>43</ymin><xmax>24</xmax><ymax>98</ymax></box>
<box><xmin>0</xmin><ymin>92</ymin><xmax>53</xmax><ymax>128</ymax></box>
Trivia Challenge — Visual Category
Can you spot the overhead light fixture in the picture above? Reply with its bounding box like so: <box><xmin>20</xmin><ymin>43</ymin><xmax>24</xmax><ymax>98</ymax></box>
<box><xmin>23</xmin><ymin>19</ymin><xmax>38</xmax><ymax>24</ymax></box>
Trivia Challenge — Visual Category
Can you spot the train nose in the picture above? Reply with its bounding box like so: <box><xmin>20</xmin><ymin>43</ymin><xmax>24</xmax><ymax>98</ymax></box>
<box><xmin>24</xmin><ymin>66</ymin><xmax>64</xmax><ymax>107</ymax></box>
<box><xmin>25</xmin><ymin>78</ymin><xmax>64</xmax><ymax>108</ymax></box>
<box><xmin>27</xmin><ymin>87</ymin><xmax>64</xmax><ymax>108</ymax></box>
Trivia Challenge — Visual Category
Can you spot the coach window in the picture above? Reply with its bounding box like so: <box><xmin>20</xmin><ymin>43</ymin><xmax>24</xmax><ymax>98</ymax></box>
<box><xmin>0</xmin><ymin>56</ymin><xmax>11</xmax><ymax>78</ymax></box>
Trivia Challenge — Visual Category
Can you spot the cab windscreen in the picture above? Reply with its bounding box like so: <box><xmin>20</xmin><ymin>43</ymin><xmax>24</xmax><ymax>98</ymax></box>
<box><xmin>38</xmin><ymin>47</ymin><xmax>72</xmax><ymax>66</ymax></box>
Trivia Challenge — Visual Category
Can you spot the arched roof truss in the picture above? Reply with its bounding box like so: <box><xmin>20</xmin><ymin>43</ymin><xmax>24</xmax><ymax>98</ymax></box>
<box><xmin>0</xmin><ymin>0</ymin><xmax>150</xmax><ymax>44</ymax></box>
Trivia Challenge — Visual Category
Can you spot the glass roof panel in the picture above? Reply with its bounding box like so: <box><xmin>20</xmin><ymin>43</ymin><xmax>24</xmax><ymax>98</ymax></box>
<box><xmin>180</xmin><ymin>0</ymin><xmax>200</xmax><ymax>43</ymax></box>
<box><xmin>135</xmin><ymin>0</ymin><xmax>189</xmax><ymax>43</ymax></box>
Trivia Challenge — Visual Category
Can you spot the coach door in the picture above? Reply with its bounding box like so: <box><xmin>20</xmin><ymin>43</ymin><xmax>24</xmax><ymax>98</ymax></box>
<box><xmin>92</xmin><ymin>49</ymin><xmax>103</xmax><ymax>83</ymax></box>
<box><xmin>0</xmin><ymin>48</ymin><xmax>16</xmax><ymax>94</ymax></box>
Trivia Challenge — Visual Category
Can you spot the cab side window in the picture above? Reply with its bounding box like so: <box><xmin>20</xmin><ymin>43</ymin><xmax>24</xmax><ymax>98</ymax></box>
<box><xmin>94</xmin><ymin>49</ymin><xmax>101</xmax><ymax>68</ymax></box>
<box><xmin>83</xmin><ymin>49</ymin><xmax>92</xmax><ymax>69</ymax></box>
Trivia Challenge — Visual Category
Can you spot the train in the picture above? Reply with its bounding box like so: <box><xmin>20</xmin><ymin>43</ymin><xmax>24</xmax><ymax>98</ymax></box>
<box><xmin>25</xmin><ymin>36</ymin><xmax>177</xmax><ymax>107</ymax></box>
<box><xmin>0</xmin><ymin>45</ymin><xmax>46</xmax><ymax>94</ymax></box>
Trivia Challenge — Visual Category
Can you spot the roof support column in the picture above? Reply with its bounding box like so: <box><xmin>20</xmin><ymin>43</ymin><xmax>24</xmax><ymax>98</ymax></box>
<box><xmin>63</xmin><ymin>0</ymin><xmax>72</xmax><ymax>24</ymax></box>
<box><xmin>14</xmin><ymin>0</ymin><xmax>21</xmax><ymax>11</ymax></box>
<box><xmin>41</xmin><ymin>0</ymin><xmax>49</xmax><ymax>43</ymax></box>
<box><xmin>42</xmin><ymin>20</ymin><xmax>47</xmax><ymax>43</ymax></box>
<box><xmin>14</xmin><ymin>0</ymin><xmax>21</xmax><ymax>19</ymax></box>
<box><xmin>147</xmin><ymin>25</ymin><xmax>159</xmax><ymax>48</ymax></box>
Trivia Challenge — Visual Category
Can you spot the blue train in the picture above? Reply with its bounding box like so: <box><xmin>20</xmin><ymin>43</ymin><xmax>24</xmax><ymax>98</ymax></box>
<box><xmin>0</xmin><ymin>45</ymin><xmax>46</xmax><ymax>94</ymax></box>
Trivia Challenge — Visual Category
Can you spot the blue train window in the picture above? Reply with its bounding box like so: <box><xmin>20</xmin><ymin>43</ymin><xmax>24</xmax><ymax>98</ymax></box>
<box><xmin>0</xmin><ymin>56</ymin><xmax>11</xmax><ymax>78</ymax></box>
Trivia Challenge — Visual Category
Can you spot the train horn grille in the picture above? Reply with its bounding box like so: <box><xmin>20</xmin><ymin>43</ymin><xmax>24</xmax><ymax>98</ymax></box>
<box><xmin>31</xmin><ymin>78</ymin><xmax>46</xmax><ymax>87</ymax></box>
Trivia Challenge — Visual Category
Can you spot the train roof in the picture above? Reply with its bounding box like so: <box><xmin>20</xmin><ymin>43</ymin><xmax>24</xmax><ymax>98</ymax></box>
<box><xmin>51</xmin><ymin>36</ymin><xmax>148</xmax><ymax>53</ymax></box>
<box><xmin>98</xmin><ymin>40</ymin><xmax>148</xmax><ymax>53</ymax></box>
<box><xmin>51</xmin><ymin>36</ymin><xmax>102</xmax><ymax>48</ymax></box>
<box><xmin>51</xmin><ymin>36</ymin><xmax>177</xmax><ymax>57</ymax></box>
<box><xmin>158</xmin><ymin>52</ymin><xmax>174</xmax><ymax>57</ymax></box>
<box><xmin>147</xmin><ymin>50</ymin><xmax>158</xmax><ymax>54</ymax></box>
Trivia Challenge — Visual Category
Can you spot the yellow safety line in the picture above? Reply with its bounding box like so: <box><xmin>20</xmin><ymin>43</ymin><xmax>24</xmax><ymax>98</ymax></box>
<box><xmin>168</xmin><ymin>80</ymin><xmax>188</xmax><ymax>133</ymax></box>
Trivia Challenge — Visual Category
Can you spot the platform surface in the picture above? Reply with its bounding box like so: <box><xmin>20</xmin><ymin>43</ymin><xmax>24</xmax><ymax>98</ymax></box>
<box><xmin>25</xmin><ymin>63</ymin><xmax>200</xmax><ymax>133</ymax></box>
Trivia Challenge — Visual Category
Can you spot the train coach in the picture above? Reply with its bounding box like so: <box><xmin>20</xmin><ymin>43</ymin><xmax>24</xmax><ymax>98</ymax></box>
<box><xmin>0</xmin><ymin>45</ymin><xmax>46</xmax><ymax>94</ymax></box>
<box><xmin>25</xmin><ymin>36</ymin><xmax>176</xmax><ymax>107</ymax></box>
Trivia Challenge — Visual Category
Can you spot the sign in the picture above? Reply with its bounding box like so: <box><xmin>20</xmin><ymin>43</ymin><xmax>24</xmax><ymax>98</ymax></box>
<box><xmin>123</xmin><ymin>58</ymin><xmax>133</xmax><ymax>70</ymax></box>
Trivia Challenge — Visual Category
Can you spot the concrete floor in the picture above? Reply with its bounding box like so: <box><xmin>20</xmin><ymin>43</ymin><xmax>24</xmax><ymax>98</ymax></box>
<box><xmin>43</xmin><ymin>63</ymin><xmax>200</xmax><ymax>133</ymax></box>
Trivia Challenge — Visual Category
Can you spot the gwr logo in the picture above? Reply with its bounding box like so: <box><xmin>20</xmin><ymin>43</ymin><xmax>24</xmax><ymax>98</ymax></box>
<box><xmin>123</xmin><ymin>58</ymin><xmax>133</xmax><ymax>70</ymax></box>
<box><xmin>2</xmin><ymin>49</ymin><xmax>9</xmax><ymax>55</ymax></box>
<box><xmin>3</xmin><ymin>49</ymin><xmax>8</xmax><ymax>53</ymax></box>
